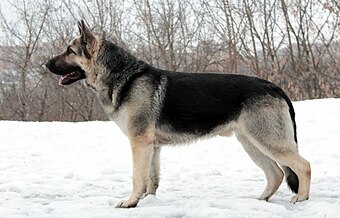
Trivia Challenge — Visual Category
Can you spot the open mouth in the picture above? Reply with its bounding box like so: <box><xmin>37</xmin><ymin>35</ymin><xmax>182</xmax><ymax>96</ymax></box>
<box><xmin>59</xmin><ymin>70</ymin><xmax>86</xmax><ymax>85</ymax></box>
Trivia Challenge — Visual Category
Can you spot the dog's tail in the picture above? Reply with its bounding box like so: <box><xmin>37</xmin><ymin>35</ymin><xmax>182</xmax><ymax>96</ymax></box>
<box><xmin>281</xmin><ymin>94</ymin><xmax>299</xmax><ymax>194</ymax></box>
<box><xmin>282</xmin><ymin>166</ymin><xmax>299</xmax><ymax>193</ymax></box>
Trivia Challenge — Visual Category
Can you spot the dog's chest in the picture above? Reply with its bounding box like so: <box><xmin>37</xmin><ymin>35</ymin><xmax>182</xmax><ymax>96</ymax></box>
<box><xmin>93</xmin><ymin>89</ymin><xmax>130</xmax><ymax>136</ymax></box>
<box><xmin>110</xmin><ymin>106</ymin><xmax>130</xmax><ymax>136</ymax></box>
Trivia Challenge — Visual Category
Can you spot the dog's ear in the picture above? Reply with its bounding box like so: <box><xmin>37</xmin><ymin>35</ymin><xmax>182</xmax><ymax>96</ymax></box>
<box><xmin>77</xmin><ymin>20</ymin><xmax>97</xmax><ymax>58</ymax></box>
<box><xmin>77</xmin><ymin>21</ymin><xmax>83</xmax><ymax>36</ymax></box>
<box><xmin>77</xmin><ymin>20</ymin><xmax>94</xmax><ymax>43</ymax></box>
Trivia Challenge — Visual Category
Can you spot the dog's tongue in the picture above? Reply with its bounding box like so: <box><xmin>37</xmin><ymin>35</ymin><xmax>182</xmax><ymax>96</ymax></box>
<box><xmin>59</xmin><ymin>74</ymin><xmax>70</xmax><ymax>85</ymax></box>
<box><xmin>59</xmin><ymin>72</ymin><xmax>78</xmax><ymax>85</ymax></box>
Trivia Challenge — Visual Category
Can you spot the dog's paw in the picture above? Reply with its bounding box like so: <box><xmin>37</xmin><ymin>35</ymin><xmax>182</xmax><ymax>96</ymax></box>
<box><xmin>257</xmin><ymin>196</ymin><xmax>270</xmax><ymax>202</ymax></box>
<box><xmin>290</xmin><ymin>194</ymin><xmax>309</xmax><ymax>203</ymax></box>
<box><xmin>141</xmin><ymin>191</ymin><xmax>156</xmax><ymax>200</ymax></box>
<box><xmin>115</xmin><ymin>199</ymin><xmax>138</xmax><ymax>208</ymax></box>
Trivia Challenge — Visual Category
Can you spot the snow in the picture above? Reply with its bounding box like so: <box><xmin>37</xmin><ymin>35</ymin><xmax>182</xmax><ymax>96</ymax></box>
<box><xmin>1</xmin><ymin>98</ymin><xmax>340</xmax><ymax>217</ymax></box>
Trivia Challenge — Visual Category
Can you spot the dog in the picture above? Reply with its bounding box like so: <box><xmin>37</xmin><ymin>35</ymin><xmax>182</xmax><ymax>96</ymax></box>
<box><xmin>46</xmin><ymin>20</ymin><xmax>311</xmax><ymax>208</ymax></box>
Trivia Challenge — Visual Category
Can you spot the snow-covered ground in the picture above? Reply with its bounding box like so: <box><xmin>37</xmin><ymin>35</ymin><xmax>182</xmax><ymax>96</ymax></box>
<box><xmin>1</xmin><ymin>98</ymin><xmax>340</xmax><ymax>218</ymax></box>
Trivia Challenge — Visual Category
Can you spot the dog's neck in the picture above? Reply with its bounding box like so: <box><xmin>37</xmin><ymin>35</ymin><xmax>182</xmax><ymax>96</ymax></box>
<box><xmin>85</xmin><ymin>39</ymin><xmax>149</xmax><ymax>114</ymax></box>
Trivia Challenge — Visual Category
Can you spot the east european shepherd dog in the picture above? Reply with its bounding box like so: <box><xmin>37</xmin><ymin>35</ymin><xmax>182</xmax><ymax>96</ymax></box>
<box><xmin>46</xmin><ymin>20</ymin><xmax>311</xmax><ymax>208</ymax></box>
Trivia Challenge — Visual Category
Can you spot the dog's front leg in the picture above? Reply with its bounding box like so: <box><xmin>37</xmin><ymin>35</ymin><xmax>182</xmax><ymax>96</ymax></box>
<box><xmin>141</xmin><ymin>146</ymin><xmax>161</xmax><ymax>199</ymax></box>
<box><xmin>116</xmin><ymin>140</ymin><xmax>154</xmax><ymax>208</ymax></box>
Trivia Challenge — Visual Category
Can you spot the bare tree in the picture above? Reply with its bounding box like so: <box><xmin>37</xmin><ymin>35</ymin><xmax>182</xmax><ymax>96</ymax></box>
<box><xmin>0</xmin><ymin>0</ymin><xmax>338</xmax><ymax>121</ymax></box>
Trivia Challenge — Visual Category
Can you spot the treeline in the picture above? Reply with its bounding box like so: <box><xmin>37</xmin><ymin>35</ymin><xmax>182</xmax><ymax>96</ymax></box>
<box><xmin>0</xmin><ymin>0</ymin><xmax>339</xmax><ymax>121</ymax></box>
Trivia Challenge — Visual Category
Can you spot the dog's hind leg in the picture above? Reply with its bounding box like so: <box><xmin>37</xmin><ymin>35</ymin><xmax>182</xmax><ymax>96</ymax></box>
<box><xmin>247</xmin><ymin>135</ymin><xmax>311</xmax><ymax>203</ymax></box>
<box><xmin>239</xmin><ymin>99</ymin><xmax>311</xmax><ymax>203</ymax></box>
<box><xmin>236</xmin><ymin>133</ymin><xmax>284</xmax><ymax>201</ymax></box>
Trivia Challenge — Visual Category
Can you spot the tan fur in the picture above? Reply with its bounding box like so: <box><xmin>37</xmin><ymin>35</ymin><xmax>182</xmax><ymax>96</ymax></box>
<box><xmin>116</xmin><ymin>126</ymin><xmax>156</xmax><ymax>208</ymax></box>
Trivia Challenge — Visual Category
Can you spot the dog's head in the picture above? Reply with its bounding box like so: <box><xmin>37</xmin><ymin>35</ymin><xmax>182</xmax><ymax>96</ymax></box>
<box><xmin>46</xmin><ymin>20</ymin><xmax>97</xmax><ymax>85</ymax></box>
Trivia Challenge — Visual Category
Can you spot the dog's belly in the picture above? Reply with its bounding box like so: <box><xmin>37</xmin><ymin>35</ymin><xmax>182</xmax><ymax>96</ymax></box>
<box><xmin>155</xmin><ymin>130</ymin><xmax>197</xmax><ymax>145</ymax></box>
<box><xmin>155</xmin><ymin>122</ymin><xmax>235</xmax><ymax>145</ymax></box>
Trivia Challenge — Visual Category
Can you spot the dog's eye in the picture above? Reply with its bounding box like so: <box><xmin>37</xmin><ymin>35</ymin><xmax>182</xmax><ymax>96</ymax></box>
<box><xmin>66</xmin><ymin>46</ymin><xmax>76</xmax><ymax>55</ymax></box>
